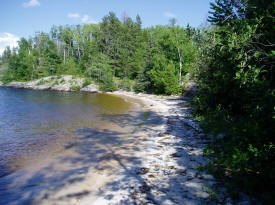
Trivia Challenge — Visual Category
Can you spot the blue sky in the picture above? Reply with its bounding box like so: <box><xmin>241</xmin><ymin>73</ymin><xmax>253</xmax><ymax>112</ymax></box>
<box><xmin>0</xmin><ymin>0</ymin><xmax>212</xmax><ymax>54</ymax></box>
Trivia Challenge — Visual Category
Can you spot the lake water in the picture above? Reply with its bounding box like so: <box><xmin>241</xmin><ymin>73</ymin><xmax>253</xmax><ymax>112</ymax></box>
<box><xmin>0</xmin><ymin>88</ymin><xmax>146</xmax><ymax>204</ymax></box>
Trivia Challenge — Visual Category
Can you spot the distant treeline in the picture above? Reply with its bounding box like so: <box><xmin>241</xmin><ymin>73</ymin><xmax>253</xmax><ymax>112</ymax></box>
<box><xmin>1</xmin><ymin>0</ymin><xmax>274</xmax><ymax>203</ymax></box>
<box><xmin>0</xmin><ymin>13</ymin><xmax>198</xmax><ymax>94</ymax></box>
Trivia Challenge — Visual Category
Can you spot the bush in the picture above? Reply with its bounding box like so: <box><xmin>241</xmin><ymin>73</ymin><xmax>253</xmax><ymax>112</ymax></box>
<box><xmin>148</xmin><ymin>59</ymin><xmax>181</xmax><ymax>95</ymax></box>
<box><xmin>59</xmin><ymin>78</ymin><xmax>65</xmax><ymax>84</ymax></box>
<box><xmin>36</xmin><ymin>79</ymin><xmax>49</xmax><ymax>86</ymax></box>
<box><xmin>133</xmin><ymin>81</ymin><xmax>145</xmax><ymax>93</ymax></box>
<box><xmin>51</xmin><ymin>80</ymin><xmax>59</xmax><ymax>86</ymax></box>
<box><xmin>195</xmin><ymin>12</ymin><xmax>275</xmax><ymax>201</ymax></box>
<box><xmin>61</xmin><ymin>58</ymin><xmax>78</xmax><ymax>75</ymax></box>
<box><xmin>70</xmin><ymin>85</ymin><xmax>81</xmax><ymax>91</ymax></box>
<box><xmin>82</xmin><ymin>78</ymin><xmax>92</xmax><ymax>87</ymax></box>
<box><xmin>1</xmin><ymin>68</ymin><xmax>13</xmax><ymax>84</ymax></box>
<box><xmin>99</xmin><ymin>82</ymin><xmax>117</xmax><ymax>92</ymax></box>
<box><xmin>100</xmin><ymin>70</ymin><xmax>117</xmax><ymax>91</ymax></box>
<box><xmin>116</xmin><ymin>78</ymin><xmax>133</xmax><ymax>91</ymax></box>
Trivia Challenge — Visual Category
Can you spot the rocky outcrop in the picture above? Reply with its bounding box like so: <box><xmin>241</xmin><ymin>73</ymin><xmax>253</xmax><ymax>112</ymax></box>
<box><xmin>80</xmin><ymin>84</ymin><xmax>99</xmax><ymax>92</ymax></box>
<box><xmin>2</xmin><ymin>75</ymin><xmax>99</xmax><ymax>93</ymax></box>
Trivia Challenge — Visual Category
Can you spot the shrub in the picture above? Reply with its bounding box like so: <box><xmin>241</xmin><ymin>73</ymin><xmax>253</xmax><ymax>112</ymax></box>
<box><xmin>70</xmin><ymin>85</ymin><xmax>81</xmax><ymax>91</ymax></box>
<box><xmin>116</xmin><ymin>78</ymin><xmax>133</xmax><ymax>91</ymax></box>
<box><xmin>36</xmin><ymin>79</ymin><xmax>49</xmax><ymax>86</ymax></box>
<box><xmin>99</xmin><ymin>71</ymin><xmax>117</xmax><ymax>92</ymax></box>
<box><xmin>148</xmin><ymin>60</ymin><xmax>181</xmax><ymax>95</ymax></box>
<box><xmin>1</xmin><ymin>68</ymin><xmax>13</xmax><ymax>84</ymax></box>
<box><xmin>59</xmin><ymin>78</ymin><xmax>65</xmax><ymax>84</ymax></box>
<box><xmin>82</xmin><ymin>78</ymin><xmax>92</xmax><ymax>87</ymax></box>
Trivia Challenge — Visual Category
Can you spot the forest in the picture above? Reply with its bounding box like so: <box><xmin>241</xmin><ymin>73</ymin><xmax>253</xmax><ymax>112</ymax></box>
<box><xmin>0</xmin><ymin>13</ymin><xmax>198</xmax><ymax>94</ymax></box>
<box><xmin>1</xmin><ymin>0</ymin><xmax>274</xmax><ymax>203</ymax></box>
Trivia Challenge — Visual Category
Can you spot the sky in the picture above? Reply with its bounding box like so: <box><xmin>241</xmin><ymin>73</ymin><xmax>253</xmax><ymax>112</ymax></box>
<box><xmin>0</xmin><ymin>0</ymin><xmax>213</xmax><ymax>55</ymax></box>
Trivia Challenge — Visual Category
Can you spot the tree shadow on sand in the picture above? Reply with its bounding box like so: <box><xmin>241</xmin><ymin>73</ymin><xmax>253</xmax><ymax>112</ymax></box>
<box><xmin>0</xmin><ymin>97</ymin><xmax>226</xmax><ymax>205</ymax></box>
<box><xmin>85</xmin><ymin>96</ymin><xmax>229</xmax><ymax>204</ymax></box>
<box><xmin>0</xmin><ymin>109</ymin><xmax>163</xmax><ymax>205</ymax></box>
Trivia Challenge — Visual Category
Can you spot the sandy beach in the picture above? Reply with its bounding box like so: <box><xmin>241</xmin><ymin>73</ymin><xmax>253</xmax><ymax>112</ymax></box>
<box><xmin>0</xmin><ymin>85</ymin><xmax>234</xmax><ymax>205</ymax></box>
<box><xmin>64</xmin><ymin>91</ymin><xmax>233</xmax><ymax>205</ymax></box>
<box><xmin>0</xmin><ymin>76</ymin><xmax>235</xmax><ymax>205</ymax></box>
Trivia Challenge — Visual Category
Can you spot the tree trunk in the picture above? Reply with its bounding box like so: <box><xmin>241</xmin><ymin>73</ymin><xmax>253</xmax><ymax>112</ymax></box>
<box><xmin>63</xmin><ymin>49</ymin><xmax>66</xmax><ymax>63</ymax></box>
<box><xmin>31</xmin><ymin>64</ymin><xmax>35</xmax><ymax>80</ymax></box>
<box><xmin>174</xmin><ymin>29</ymin><xmax>183</xmax><ymax>85</ymax></box>
<box><xmin>77</xmin><ymin>45</ymin><xmax>80</xmax><ymax>60</ymax></box>
<box><xmin>177</xmin><ymin>46</ymin><xmax>183</xmax><ymax>85</ymax></box>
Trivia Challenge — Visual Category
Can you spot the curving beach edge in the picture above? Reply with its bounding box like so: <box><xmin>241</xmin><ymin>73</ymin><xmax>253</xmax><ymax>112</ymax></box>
<box><xmin>71</xmin><ymin>91</ymin><xmax>235</xmax><ymax>205</ymax></box>
<box><xmin>0</xmin><ymin>83</ymin><xmax>247</xmax><ymax>205</ymax></box>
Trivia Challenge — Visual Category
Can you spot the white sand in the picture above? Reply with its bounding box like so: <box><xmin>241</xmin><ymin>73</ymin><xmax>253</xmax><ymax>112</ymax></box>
<box><xmin>73</xmin><ymin>91</ymin><xmax>233</xmax><ymax>205</ymax></box>
<box><xmin>3</xmin><ymin>89</ymin><xmax>237</xmax><ymax>205</ymax></box>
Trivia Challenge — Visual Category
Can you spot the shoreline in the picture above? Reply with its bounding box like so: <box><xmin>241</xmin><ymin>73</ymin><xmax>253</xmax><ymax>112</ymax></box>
<box><xmin>0</xmin><ymin>75</ymin><xmax>99</xmax><ymax>93</ymax></box>
<box><xmin>1</xmin><ymin>85</ymin><xmax>242</xmax><ymax>204</ymax></box>
<box><xmin>75</xmin><ymin>91</ymin><xmax>235</xmax><ymax>204</ymax></box>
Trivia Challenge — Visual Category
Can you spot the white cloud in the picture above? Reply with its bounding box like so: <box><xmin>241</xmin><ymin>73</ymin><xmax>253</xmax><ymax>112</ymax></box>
<box><xmin>0</xmin><ymin>33</ymin><xmax>19</xmax><ymax>55</ymax></box>
<box><xmin>68</xmin><ymin>13</ymin><xmax>80</xmax><ymax>18</ymax></box>
<box><xmin>81</xmin><ymin>15</ymin><xmax>89</xmax><ymax>23</ymax></box>
<box><xmin>164</xmin><ymin>11</ymin><xmax>176</xmax><ymax>18</ymax></box>
<box><xmin>23</xmin><ymin>0</ymin><xmax>40</xmax><ymax>8</ymax></box>
<box><xmin>81</xmin><ymin>14</ymin><xmax>97</xmax><ymax>24</ymax></box>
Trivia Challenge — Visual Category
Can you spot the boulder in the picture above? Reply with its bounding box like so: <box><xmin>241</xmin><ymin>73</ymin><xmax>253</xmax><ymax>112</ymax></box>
<box><xmin>80</xmin><ymin>84</ymin><xmax>99</xmax><ymax>92</ymax></box>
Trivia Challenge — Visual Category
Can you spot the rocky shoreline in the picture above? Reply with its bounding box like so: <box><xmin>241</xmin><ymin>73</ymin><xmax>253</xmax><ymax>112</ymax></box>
<box><xmin>0</xmin><ymin>75</ymin><xmax>99</xmax><ymax>93</ymax></box>
<box><xmin>0</xmin><ymin>82</ymin><xmax>250</xmax><ymax>204</ymax></box>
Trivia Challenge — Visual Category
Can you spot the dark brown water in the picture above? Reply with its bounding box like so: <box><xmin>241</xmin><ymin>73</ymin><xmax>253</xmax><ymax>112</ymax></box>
<box><xmin>0</xmin><ymin>88</ymin><xmax>145</xmax><ymax>204</ymax></box>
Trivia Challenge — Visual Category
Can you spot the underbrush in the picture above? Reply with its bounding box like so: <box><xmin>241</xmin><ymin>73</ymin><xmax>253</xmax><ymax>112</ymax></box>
<box><xmin>197</xmin><ymin>108</ymin><xmax>275</xmax><ymax>204</ymax></box>
<box><xmin>70</xmin><ymin>85</ymin><xmax>81</xmax><ymax>91</ymax></box>
<box><xmin>115</xmin><ymin>78</ymin><xmax>134</xmax><ymax>91</ymax></box>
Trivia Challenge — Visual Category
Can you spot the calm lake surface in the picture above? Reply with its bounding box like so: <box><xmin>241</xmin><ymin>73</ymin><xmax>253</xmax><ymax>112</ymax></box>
<box><xmin>0</xmin><ymin>88</ymin><xmax>146</xmax><ymax>204</ymax></box>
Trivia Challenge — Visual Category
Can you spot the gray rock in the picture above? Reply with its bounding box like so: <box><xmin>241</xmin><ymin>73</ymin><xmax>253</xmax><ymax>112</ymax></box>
<box><xmin>80</xmin><ymin>84</ymin><xmax>99</xmax><ymax>92</ymax></box>
<box><xmin>3</xmin><ymin>75</ymin><xmax>99</xmax><ymax>93</ymax></box>
<box><xmin>6</xmin><ymin>81</ymin><xmax>26</xmax><ymax>88</ymax></box>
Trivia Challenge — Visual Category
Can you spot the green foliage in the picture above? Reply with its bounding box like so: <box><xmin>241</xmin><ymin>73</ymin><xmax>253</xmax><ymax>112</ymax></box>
<box><xmin>70</xmin><ymin>85</ymin><xmax>81</xmax><ymax>91</ymax></box>
<box><xmin>61</xmin><ymin>58</ymin><xmax>78</xmax><ymax>75</ymax></box>
<box><xmin>98</xmin><ymin>71</ymin><xmax>117</xmax><ymax>92</ymax></box>
<box><xmin>195</xmin><ymin>0</ymin><xmax>275</xmax><ymax>202</ymax></box>
<box><xmin>133</xmin><ymin>75</ymin><xmax>149</xmax><ymax>93</ymax></box>
<box><xmin>82</xmin><ymin>78</ymin><xmax>92</xmax><ymax>87</ymax></box>
<box><xmin>85</xmin><ymin>53</ymin><xmax>111</xmax><ymax>80</ymax></box>
<box><xmin>2</xmin><ymin>5</ymin><xmax>274</xmax><ymax>203</ymax></box>
<box><xmin>2</xmin><ymin>13</ymin><xmax>198</xmax><ymax>96</ymax></box>
<box><xmin>115</xmin><ymin>78</ymin><xmax>134</xmax><ymax>91</ymax></box>
<box><xmin>139</xmin><ymin>25</ymin><xmax>197</xmax><ymax>94</ymax></box>
<box><xmin>1</xmin><ymin>68</ymin><xmax>13</xmax><ymax>84</ymax></box>
<box><xmin>1</xmin><ymin>46</ymin><xmax>12</xmax><ymax>64</ymax></box>
<box><xmin>36</xmin><ymin>79</ymin><xmax>49</xmax><ymax>86</ymax></box>
<box><xmin>148</xmin><ymin>56</ymin><xmax>181</xmax><ymax>95</ymax></box>
<box><xmin>59</xmin><ymin>78</ymin><xmax>65</xmax><ymax>84</ymax></box>
<box><xmin>51</xmin><ymin>79</ymin><xmax>59</xmax><ymax>86</ymax></box>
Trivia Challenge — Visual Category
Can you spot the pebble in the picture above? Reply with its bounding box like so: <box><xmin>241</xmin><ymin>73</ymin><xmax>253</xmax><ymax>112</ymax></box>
<box><xmin>136</xmin><ymin>167</ymin><xmax>150</xmax><ymax>175</ymax></box>
<box><xmin>78</xmin><ymin>93</ymin><xmax>251</xmax><ymax>205</ymax></box>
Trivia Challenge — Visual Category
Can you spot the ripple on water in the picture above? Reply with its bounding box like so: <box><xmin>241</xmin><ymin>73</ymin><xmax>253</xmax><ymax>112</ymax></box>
<box><xmin>0</xmin><ymin>88</ymin><xmax>145</xmax><ymax>204</ymax></box>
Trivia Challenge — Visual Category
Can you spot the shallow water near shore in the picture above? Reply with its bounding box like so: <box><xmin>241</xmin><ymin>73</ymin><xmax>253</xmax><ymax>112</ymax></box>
<box><xmin>0</xmin><ymin>87</ymin><xmax>146</xmax><ymax>204</ymax></box>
